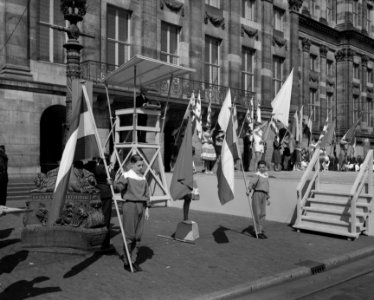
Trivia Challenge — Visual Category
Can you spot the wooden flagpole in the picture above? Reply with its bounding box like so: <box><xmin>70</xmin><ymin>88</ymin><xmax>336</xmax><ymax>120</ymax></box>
<box><xmin>82</xmin><ymin>82</ymin><xmax>134</xmax><ymax>273</ymax></box>
<box><xmin>230</xmin><ymin>107</ymin><xmax>259</xmax><ymax>238</ymax></box>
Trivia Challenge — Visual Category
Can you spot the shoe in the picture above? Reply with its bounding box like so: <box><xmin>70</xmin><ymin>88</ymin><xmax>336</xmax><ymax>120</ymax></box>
<box><xmin>133</xmin><ymin>263</ymin><xmax>143</xmax><ymax>272</ymax></box>
<box><xmin>257</xmin><ymin>233</ymin><xmax>265</xmax><ymax>239</ymax></box>
<box><xmin>261</xmin><ymin>232</ymin><xmax>268</xmax><ymax>239</ymax></box>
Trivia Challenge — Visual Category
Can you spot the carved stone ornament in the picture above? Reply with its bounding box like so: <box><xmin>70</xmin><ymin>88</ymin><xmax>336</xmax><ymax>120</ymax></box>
<box><xmin>302</xmin><ymin>38</ymin><xmax>311</xmax><ymax>52</ymax></box>
<box><xmin>367</xmin><ymin>86</ymin><xmax>373</xmax><ymax>93</ymax></box>
<box><xmin>273</xmin><ymin>35</ymin><xmax>287</xmax><ymax>48</ymax></box>
<box><xmin>327</xmin><ymin>78</ymin><xmax>335</xmax><ymax>86</ymax></box>
<box><xmin>361</xmin><ymin>55</ymin><xmax>369</xmax><ymax>66</ymax></box>
<box><xmin>309</xmin><ymin>72</ymin><xmax>319</xmax><ymax>83</ymax></box>
<box><xmin>60</xmin><ymin>0</ymin><xmax>87</xmax><ymax>19</ymax></box>
<box><xmin>335</xmin><ymin>49</ymin><xmax>354</xmax><ymax>62</ymax></box>
<box><xmin>353</xmin><ymin>82</ymin><xmax>361</xmax><ymax>89</ymax></box>
<box><xmin>301</xmin><ymin>6</ymin><xmax>310</xmax><ymax>16</ymax></box>
<box><xmin>204</xmin><ymin>11</ymin><xmax>225</xmax><ymax>29</ymax></box>
<box><xmin>288</xmin><ymin>0</ymin><xmax>303</xmax><ymax>12</ymax></box>
<box><xmin>241</xmin><ymin>24</ymin><xmax>258</xmax><ymax>38</ymax></box>
<box><xmin>160</xmin><ymin>0</ymin><xmax>184</xmax><ymax>16</ymax></box>
<box><xmin>320</xmin><ymin>45</ymin><xmax>328</xmax><ymax>57</ymax></box>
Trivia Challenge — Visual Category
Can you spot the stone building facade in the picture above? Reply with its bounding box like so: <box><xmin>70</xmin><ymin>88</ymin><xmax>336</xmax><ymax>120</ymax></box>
<box><xmin>0</xmin><ymin>0</ymin><xmax>373</xmax><ymax>177</ymax></box>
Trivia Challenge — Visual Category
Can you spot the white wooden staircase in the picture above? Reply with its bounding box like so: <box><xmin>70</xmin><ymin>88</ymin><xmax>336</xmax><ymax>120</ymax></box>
<box><xmin>293</xmin><ymin>149</ymin><xmax>374</xmax><ymax>240</ymax></box>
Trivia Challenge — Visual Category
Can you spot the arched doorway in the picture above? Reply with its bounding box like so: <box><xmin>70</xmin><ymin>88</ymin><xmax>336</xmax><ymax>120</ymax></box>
<box><xmin>40</xmin><ymin>105</ymin><xmax>66</xmax><ymax>173</ymax></box>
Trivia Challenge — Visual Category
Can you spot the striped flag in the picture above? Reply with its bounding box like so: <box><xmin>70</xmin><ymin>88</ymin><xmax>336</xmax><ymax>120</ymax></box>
<box><xmin>341</xmin><ymin>117</ymin><xmax>361</xmax><ymax>145</ymax></box>
<box><xmin>318</xmin><ymin>115</ymin><xmax>329</xmax><ymax>144</ymax></box>
<box><xmin>207</xmin><ymin>97</ymin><xmax>212</xmax><ymax>127</ymax></box>
<box><xmin>183</xmin><ymin>92</ymin><xmax>195</xmax><ymax>120</ymax></box>
<box><xmin>218</xmin><ymin>88</ymin><xmax>232</xmax><ymax>131</ymax></box>
<box><xmin>271</xmin><ymin>69</ymin><xmax>293</xmax><ymax>127</ymax></box>
<box><xmin>217</xmin><ymin>97</ymin><xmax>239</xmax><ymax>205</ymax></box>
<box><xmin>319</xmin><ymin>118</ymin><xmax>336</xmax><ymax>148</ymax></box>
<box><xmin>193</xmin><ymin>92</ymin><xmax>203</xmax><ymax>140</ymax></box>
<box><xmin>48</xmin><ymin>82</ymin><xmax>100</xmax><ymax>225</ymax></box>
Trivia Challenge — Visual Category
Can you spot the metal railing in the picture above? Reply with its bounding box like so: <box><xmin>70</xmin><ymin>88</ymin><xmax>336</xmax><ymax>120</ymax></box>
<box><xmin>80</xmin><ymin>60</ymin><xmax>256</xmax><ymax>107</ymax></box>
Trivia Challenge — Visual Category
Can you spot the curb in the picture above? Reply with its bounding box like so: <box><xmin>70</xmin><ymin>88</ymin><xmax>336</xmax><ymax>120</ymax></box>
<box><xmin>199</xmin><ymin>245</ymin><xmax>374</xmax><ymax>300</ymax></box>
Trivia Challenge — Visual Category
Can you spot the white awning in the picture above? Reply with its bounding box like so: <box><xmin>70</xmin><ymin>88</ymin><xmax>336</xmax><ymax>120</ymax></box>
<box><xmin>103</xmin><ymin>55</ymin><xmax>195</xmax><ymax>87</ymax></box>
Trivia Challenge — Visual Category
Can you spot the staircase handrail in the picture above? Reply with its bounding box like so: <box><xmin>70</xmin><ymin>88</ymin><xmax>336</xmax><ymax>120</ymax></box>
<box><xmin>295</xmin><ymin>149</ymin><xmax>320</xmax><ymax>225</ymax></box>
<box><xmin>349</xmin><ymin>150</ymin><xmax>373</xmax><ymax>234</ymax></box>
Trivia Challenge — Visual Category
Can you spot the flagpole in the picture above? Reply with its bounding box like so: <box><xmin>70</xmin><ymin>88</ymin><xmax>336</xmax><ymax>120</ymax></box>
<box><xmin>160</xmin><ymin>73</ymin><xmax>174</xmax><ymax>135</ymax></box>
<box><xmin>174</xmin><ymin>92</ymin><xmax>193</xmax><ymax>147</ymax></box>
<box><xmin>84</xmin><ymin>82</ymin><xmax>134</xmax><ymax>273</ymax></box>
<box><xmin>237</xmin><ymin>112</ymin><xmax>247</xmax><ymax>139</ymax></box>
<box><xmin>230</xmin><ymin>108</ymin><xmax>259</xmax><ymax>238</ymax></box>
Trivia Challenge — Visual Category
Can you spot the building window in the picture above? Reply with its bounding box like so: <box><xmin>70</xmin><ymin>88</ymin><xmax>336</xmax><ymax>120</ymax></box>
<box><xmin>352</xmin><ymin>1</ymin><xmax>359</xmax><ymax>27</ymax></box>
<box><xmin>38</xmin><ymin>0</ymin><xmax>65</xmax><ymax>63</ymax></box>
<box><xmin>204</xmin><ymin>36</ymin><xmax>221</xmax><ymax>85</ymax></box>
<box><xmin>309</xmin><ymin>0</ymin><xmax>318</xmax><ymax>18</ymax></box>
<box><xmin>107</xmin><ymin>5</ymin><xmax>131</xmax><ymax>67</ymax></box>
<box><xmin>368</xmin><ymin>100</ymin><xmax>374</xmax><ymax>127</ymax></box>
<box><xmin>367</xmin><ymin>68</ymin><xmax>373</xmax><ymax>84</ymax></box>
<box><xmin>368</xmin><ymin>4</ymin><xmax>374</xmax><ymax>32</ymax></box>
<box><xmin>309</xmin><ymin>89</ymin><xmax>320</xmax><ymax>127</ymax></box>
<box><xmin>242</xmin><ymin>48</ymin><xmax>255</xmax><ymax>92</ymax></box>
<box><xmin>353</xmin><ymin>95</ymin><xmax>361</xmax><ymax>123</ymax></box>
<box><xmin>310</xmin><ymin>54</ymin><xmax>318</xmax><ymax>71</ymax></box>
<box><xmin>274</xmin><ymin>8</ymin><xmax>284</xmax><ymax>31</ymax></box>
<box><xmin>161</xmin><ymin>22</ymin><xmax>180</xmax><ymax>64</ymax></box>
<box><xmin>242</xmin><ymin>0</ymin><xmax>255</xmax><ymax>21</ymax></box>
<box><xmin>327</xmin><ymin>59</ymin><xmax>334</xmax><ymax>76</ymax></box>
<box><xmin>205</xmin><ymin>0</ymin><xmax>220</xmax><ymax>9</ymax></box>
<box><xmin>273</xmin><ymin>56</ymin><xmax>284</xmax><ymax>96</ymax></box>
<box><xmin>326</xmin><ymin>93</ymin><xmax>333</xmax><ymax>119</ymax></box>
<box><xmin>326</xmin><ymin>0</ymin><xmax>333</xmax><ymax>23</ymax></box>
<box><xmin>353</xmin><ymin>63</ymin><xmax>360</xmax><ymax>79</ymax></box>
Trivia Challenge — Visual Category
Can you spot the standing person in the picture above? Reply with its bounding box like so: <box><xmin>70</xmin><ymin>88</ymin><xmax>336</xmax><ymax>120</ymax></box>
<box><xmin>242</xmin><ymin>128</ymin><xmax>253</xmax><ymax>172</ymax></box>
<box><xmin>253</xmin><ymin>123</ymin><xmax>265</xmax><ymax>170</ymax></box>
<box><xmin>271</xmin><ymin>135</ymin><xmax>282</xmax><ymax>171</ymax></box>
<box><xmin>112</xmin><ymin>154</ymin><xmax>150</xmax><ymax>272</ymax></box>
<box><xmin>248</xmin><ymin>160</ymin><xmax>270</xmax><ymax>239</ymax></box>
<box><xmin>0</xmin><ymin>145</ymin><xmax>9</xmax><ymax>206</ymax></box>
<box><xmin>93</xmin><ymin>155</ymin><xmax>114</xmax><ymax>250</ymax></box>
<box><xmin>201</xmin><ymin>124</ymin><xmax>216</xmax><ymax>174</ymax></box>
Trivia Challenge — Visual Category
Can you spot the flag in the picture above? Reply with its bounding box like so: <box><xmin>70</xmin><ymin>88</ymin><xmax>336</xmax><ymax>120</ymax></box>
<box><xmin>250</xmin><ymin>98</ymin><xmax>254</xmax><ymax>129</ymax></box>
<box><xmin>271</xmin><ymin>69</ymin><xmax>293</xmax><ymax>127</ymax></box>
<box><xmin>291</xmin><ymin>110</ymin><xmax>300</xmax><ymax>142</ymax></box>
<box><xmin>48</xmin><ymin>82</ymin><xmax>100</xmax><ymax>225</ymax></box>
<box><xmin>217</xmin><ymin>106</ymin><xmax>239</xmax><ymax>205</ymax></box>
<box><xmin>298</xmin><ymin>106</ymin><xmax>304</xmax><ymax>142</ymax></box>
<box><xmin>306</xmin><ymin>110</ymin><xmax>313</xmax><ymax>143</ymax></box>
<box><xmin>318</xmin><ymin>115</ymin><xmax>329</xmax><ymax>144</ymax></box>
<box><xmin>319</xmin><ymin>119</ymin><xmax>336</xmax><ymax>148</ymax></box>
<box><xmin>183</xmin><ymin>92</ymin><xmax>195</xmax><ymax>120</ymax></box>
<box><xmin>207</xmin><ymin>97</ymin><xmax>212</xmax><ymax>126</ymax></box>
<box><xmin>341</xmin><ymin>117</ymin><xmax>361</xmax><ymax>145</ymax></box>
<box><xmin>232</xmin><ymin>105</ymin><xmax>241</xmax><ymax>159</ymax></box>
<box><xmin>244</xmin><ymin>108</ymin><xmax>253</xmax><ymax>131</ymax></box>
<box><xmin>256</xmin><ymin>101</ymin><xmax>262</xmax><ymax>123</ymax></box>
<box><xmin>218</xmin><ymin>89</ymin><xmax>232</xmax><ymax>131</ymax></box>
<box><xmin>170</xmin><ymin>117</ymin><xmax>193</xmax><ymax>200</ymax></box>
<box><xmin>193</xmin><ymin>92</ymin><xmax>203</xmax><ymax>139</ymax></box>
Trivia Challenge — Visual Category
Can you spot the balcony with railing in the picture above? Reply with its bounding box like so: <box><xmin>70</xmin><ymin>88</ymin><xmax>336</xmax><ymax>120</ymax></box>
<box><xmin>81</xmin><ymin>60</ymin><xmax>256</xmax><ymax>108</ymax></box>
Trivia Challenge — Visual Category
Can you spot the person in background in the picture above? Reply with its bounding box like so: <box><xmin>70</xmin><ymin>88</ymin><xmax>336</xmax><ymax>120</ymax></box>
<box><xmin>271</xmin><ymin>135</ymin><xmax>282</xmax><ymax>171</ymax></box>
<box><xmin>0</xmin><ymin>145</ymin><xmax>9</xmax><ymax>206</ymax></box>
<box><xmin>242</xmin><ymin>128</ymin><xmax>253</xmax><ymax>172</ymax></box>
<box><xmin>253</xmin><ymin>123</ymin><xmax>265</xmax><ymax>171</ymax></box>
<box><xmin>201</xmin><ymin>124</ymin><xmax>216</xmax><ymax>174</ymax></box>
<box><xmin>111</xmin><ymin>154</ymin><xmax>150</xmax><ymax>272</ymax></box>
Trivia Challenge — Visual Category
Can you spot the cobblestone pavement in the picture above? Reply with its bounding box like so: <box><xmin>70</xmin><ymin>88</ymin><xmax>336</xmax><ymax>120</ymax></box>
<box><xmin>1</xmin><ymin>204</ymin><xmax>374</xmax><ymax>300</ymax></box>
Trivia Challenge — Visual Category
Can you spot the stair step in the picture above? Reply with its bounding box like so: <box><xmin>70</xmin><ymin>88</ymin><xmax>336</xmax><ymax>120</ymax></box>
<box><xmin>301</xmin><ymin>215</ymin><xmax>351</xmax><ymax>226</ymax></box>
<box><xmin>294</xmin><ymin>224</ymin><xmax>359</xmax><ymax>239</ymax></box>
<box><xmin>306</xmin><ymin>197</ymin><xmax>370</xmax><ymax>208</ymax></box>
<box><xmin>303</xmin><ymin>206</ymin><xmax>366</xmax><ymax>217</ymax></box>
<box><xmin>312</xmin><ymin>190</ymin><xmax>372</xmax><ymax>199</ymax></box>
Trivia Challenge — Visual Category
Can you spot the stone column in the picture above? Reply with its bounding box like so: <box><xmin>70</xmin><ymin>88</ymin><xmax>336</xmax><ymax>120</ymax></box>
<box><xmin>288</xmin><ymin>0</ymin><xmax>303</xmax><ymax>107</ymax></box>
<box><xmin>142</xmin><ymin>0</ymin><xmax>157</xmax><ymax>58</ymax></box>
<box><xmin>261</xmin><ymin>0</ymin><xmax>274</xmax><ymax>108</ymax></box>
<box><xmin>319</xmin><ymin>45</ymin><xmax>328</xmax><ymax>121</ymax></box>
<box><xmin>0</xmin><ymin>0</ymin><xmax>32</xmax><ymax>79</ymax></box>
<box><xmin>301</xmin><ymin>38</ymin><xmax>311</xmax><ymax>114</ymax></box>
<box><xmin>189</xmin><ymin>0</ymin><xmax>203</xmax><ymax>81</ymax></box>
<box><xmin>335</xmin><ymin>48</ymin><xmax>354</xmax><ymax>134</ymax></box>
<box><xmin>228</xmin><ymin>1</ymin><xmax>241</xmax><ymax>89</ymax></box>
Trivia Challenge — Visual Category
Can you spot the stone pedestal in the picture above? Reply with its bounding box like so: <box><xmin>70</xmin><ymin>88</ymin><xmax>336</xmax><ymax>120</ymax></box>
<box><xmin>175</xmin><ymin>220</ymin><xmax>199</xmax><ymax>241</ymax></box>
<box><xmin>21</xmin><ymin>192</ymin><xmax>107</xmax><ymax>253</ymax></box>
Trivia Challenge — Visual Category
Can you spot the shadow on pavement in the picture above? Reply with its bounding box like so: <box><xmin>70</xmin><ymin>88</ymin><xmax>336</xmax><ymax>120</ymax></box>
<box><xmin>241</xmin><ymin>225</ymin><xmax>257</xmax><ymax>237</ymax></box>
<box><xmin>0</xmin><ymin>238</ymin><xmax>20</xmax><ymax>250</ymax></box>
<box><xmin>212</xmin><ymin>226</ymin><xmax>229</xmax><ymax>243</ymax></box>
<box><xmin>136</xmin><ymin>246</ymin><xmax>154</xmax><ymax>265</ymax></box>
<box><xmin>0</xmin><ymin>276</ymin><xmax>61</xmax><ymax>300</ymax></box>
<box><xmin>0</xmin><ymin>250</ymin><xmax>28</xmax><ymax>274</ymax></box>
<box><xmin>63</xmin><ymin>248</ymin><xmax>118</xmax><ymax>279</ymax></box>
<box><xmin>0</xmin><ymin>228</ymin><xmax>14</xmax><ymax>239</ymax></box>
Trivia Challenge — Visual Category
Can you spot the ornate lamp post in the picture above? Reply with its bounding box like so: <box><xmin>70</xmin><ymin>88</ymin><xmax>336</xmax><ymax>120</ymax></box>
<box><xmin>59</xmin><ymin>0</ymin><xmax>87</xmax><ymax>138</ymax></box>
